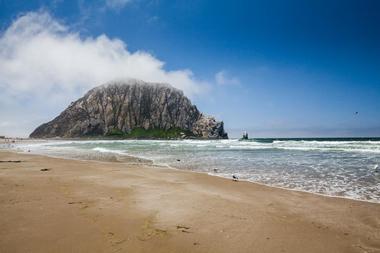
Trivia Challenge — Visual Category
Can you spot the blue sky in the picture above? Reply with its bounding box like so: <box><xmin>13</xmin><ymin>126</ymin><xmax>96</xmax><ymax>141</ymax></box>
<box><xmin>0</xmin><ymin>0</ymin><xmax>379</xmax><ymax>137</ymax></box>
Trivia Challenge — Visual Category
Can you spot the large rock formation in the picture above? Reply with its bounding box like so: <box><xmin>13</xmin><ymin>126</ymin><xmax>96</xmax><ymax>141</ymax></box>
<box><xmin>30</xmin><ymin>80</ymin><xmax>228</xmax><ymax>139</ymax></box>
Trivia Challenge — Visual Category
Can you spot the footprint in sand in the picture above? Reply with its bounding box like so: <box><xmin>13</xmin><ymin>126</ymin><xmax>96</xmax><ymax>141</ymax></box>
<box><xmin>176</xmin><ymin>225</ymin><xmax>192</xmax><ymax>233</ymax></box>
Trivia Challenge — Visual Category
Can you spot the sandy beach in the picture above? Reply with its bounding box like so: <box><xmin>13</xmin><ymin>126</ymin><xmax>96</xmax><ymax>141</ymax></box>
<box><xmin>0</xmin><ymin>150</ymin><xmax>379</xmax><ymax>253</ymax></box>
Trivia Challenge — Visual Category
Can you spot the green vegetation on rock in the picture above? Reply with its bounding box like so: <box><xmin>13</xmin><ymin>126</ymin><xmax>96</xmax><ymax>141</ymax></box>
<box><xmin>107</xmin><ymin>128</ymin><xmax>126</xmax><ymax>137</ymax></box>
<box><xmin>106</xmin><ymin>127</ymin><xmax>194</xmax><ymax>139</ymax></box>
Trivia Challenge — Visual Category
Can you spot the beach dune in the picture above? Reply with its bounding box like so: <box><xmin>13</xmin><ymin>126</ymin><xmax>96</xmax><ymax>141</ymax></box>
<box><xmin>0</xmin><ymin>151</ymin><xmax>379</xmax><ymax>253</ymax></box>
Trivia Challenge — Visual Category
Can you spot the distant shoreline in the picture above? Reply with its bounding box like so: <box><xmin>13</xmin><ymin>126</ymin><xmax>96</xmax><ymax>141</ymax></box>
<box><xmin>3</xmin><ymin>136</ymin><xmax>380</xmax><ymax>141</ymax></box>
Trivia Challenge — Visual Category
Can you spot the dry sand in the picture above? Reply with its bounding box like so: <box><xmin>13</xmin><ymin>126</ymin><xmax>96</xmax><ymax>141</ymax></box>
<box><xmin>0</xmin><ymin>150</ymin><xmax>379</xmax><ymax>253</ymax></box>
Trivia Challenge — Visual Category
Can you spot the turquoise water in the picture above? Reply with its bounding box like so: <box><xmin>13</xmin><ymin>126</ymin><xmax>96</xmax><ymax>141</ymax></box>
<box><xmin>7</xmin><ymin>138</ymin><xmax>380</xmax><ymax>203</ymax></box>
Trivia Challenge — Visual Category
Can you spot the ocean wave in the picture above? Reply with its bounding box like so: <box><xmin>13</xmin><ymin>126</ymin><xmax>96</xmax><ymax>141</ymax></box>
<box><xmin>13</xmin><ymin>138</ymin><xmax>380</xmax><ymax>154</ymax></box>
<box><xmin>92</xmin><ymin>147</ymin><xmax>127</xmax><ymax>155</ymax></box>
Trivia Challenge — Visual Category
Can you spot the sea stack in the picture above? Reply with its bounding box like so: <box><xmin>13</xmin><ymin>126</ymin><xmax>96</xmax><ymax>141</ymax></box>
<box><xmin>30</xmin><ymin>80</ymin><xmax>228</xmax><ymax>139</ymax></box>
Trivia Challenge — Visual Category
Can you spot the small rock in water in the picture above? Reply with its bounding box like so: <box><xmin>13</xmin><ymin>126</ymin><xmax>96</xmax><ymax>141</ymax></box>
<box><xmin>40</xmin><ymin>168</ymin><xmax>51</xmax><ymax>172</ymax></box>
<box><xmin>213</xmin><ymin>168</ymin><xmax>218</xmax><ymax>173</ymax></box>
<box><xmin>177</xmin><ymin>159</ymin><xmax>181</xmax><ymax>162</ymax></box>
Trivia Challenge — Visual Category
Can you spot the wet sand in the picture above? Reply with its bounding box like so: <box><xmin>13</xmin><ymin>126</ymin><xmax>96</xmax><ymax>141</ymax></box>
<box><xmin>0</xmin><ymin>150</ymin><xmax>379</xmax><ymax>253</ymax></box>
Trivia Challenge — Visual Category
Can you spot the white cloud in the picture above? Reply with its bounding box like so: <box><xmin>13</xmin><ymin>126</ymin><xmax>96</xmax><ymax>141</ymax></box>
<box><xmin>215</xmin><ymin>70</ymin><xmax>240</xmax><ymax>85</ymax></box>
<box><xmin>0</xmin><ymin>11</ymin><xmax>207</xmax><ymax>137</ymax></box>
<box><xmin>105</xmin><ymin>0</ymin><xmax>131</xmax><ymax>9</ymax></box>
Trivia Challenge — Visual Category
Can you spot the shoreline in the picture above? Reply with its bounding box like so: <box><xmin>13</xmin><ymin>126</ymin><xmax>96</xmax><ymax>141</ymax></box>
<box><xmin>1</xmin><ymin>149</ymin><xmax>379</xmax><ymax>252</ymax></box>
<box><xmin>5</xmin><ymin>147</ymin><xmax>380</xmax><ymax>205</ymax></box>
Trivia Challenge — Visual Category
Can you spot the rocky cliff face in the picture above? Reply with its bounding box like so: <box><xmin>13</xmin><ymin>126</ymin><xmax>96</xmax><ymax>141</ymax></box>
<box><xmin>30</xmin><ymin>80</ymin><xmax>228</xmax><ymax>139</ymax></box>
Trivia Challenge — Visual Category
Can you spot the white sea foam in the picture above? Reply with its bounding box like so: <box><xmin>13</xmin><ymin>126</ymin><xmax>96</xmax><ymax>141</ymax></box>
<box><xmin>92</xmin><ymin>147</ymin><xmax>126</xmax><ymax>155</ymax></box>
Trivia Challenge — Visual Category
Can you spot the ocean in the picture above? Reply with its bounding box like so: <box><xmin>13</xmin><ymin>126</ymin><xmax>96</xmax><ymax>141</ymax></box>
<box><xmin>5</xmin><ymin>137</ymin><xmax>380</xmax><ymax>203</ymax></box>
